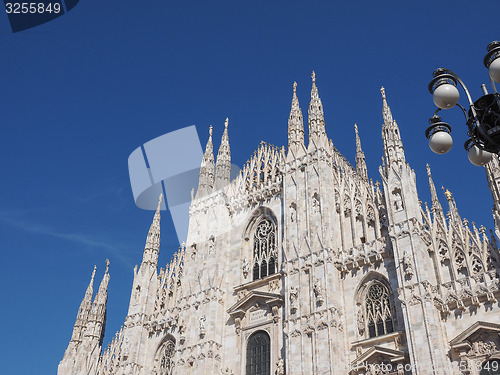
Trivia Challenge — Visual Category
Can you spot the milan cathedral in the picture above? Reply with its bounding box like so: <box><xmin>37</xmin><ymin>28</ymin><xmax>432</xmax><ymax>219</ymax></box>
<box><xmin>58</xmin><ymin>73</ymin><xmax>500</xmax><ymax>375</ymax></box>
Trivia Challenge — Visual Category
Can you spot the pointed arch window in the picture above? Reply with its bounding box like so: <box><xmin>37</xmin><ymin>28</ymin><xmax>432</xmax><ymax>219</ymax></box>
<box><xmin>365</xmin><ymin>283</ymin><xmax>394</xmax><ymax>338</ymax></box>
<box><xmin>246</xmin><ymin>331</ymin><xmax>271</xmax><ymax>375</ymax></box>
<box><xmin>253</xmin><ymin>219</ymin><xmax>277</xmax><ymax>280</ymax></box>
<box><xmin>158</xmin><ymin>339</ymin><xmax>175</xmax><ymax>375</ymax></box>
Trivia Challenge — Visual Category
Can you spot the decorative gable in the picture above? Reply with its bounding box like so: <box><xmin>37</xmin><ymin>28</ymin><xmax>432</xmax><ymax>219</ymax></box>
<box><xmin>349</xmin><ymin>345</ymin><xmax>408</xmax><ymax>375</ymax></box>
<box><xmin>227</xmin><ymin>291</ymin><xmax>283</xmax><ymax>334</ymax></box>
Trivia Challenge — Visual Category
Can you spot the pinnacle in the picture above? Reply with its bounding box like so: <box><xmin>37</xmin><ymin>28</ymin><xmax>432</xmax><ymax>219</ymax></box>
<box><xmin>381</xmin><ymin>86</ymin><xmax>393</xmax><ymax>125</ymax></box>
<box><xmin>143</xmin><ymin>193</ymin><xmax>162</xmax><ymax>263</ymax></box>
<box><xmin>215</xmin><ymin>118</ymin><xmax>231</xmax><ymax>190</ymax></box>
<box><xmin>310</xmin><ymin>71</ymin><xmax>320</xmax><ymax>101</ymax></box>
<box><xmin>354</xmin><ymin>123</ymin><xmax>368</xmax><ymax>180</ymax></box>
<box><xmin>287</xmin><ymin>81</ymin><xmax>304</xmax><ymax>154</ymax></box>
<box><xmin>308</xmin><ymin>71</ymin><xmax>326</xmax><ymax>144</ymax></box>
<box><xmin>156</xmin><ymin>194</ymin><xmax>163</xmax><ymax>212</ymax></box>
<box><xmin>354</xmin><ymin>123</ymin><xmax>362</xmax><ymax>151</ymax></box>
<box><xmin>91</xmin><ymin>265</ymin><xmax>96</xmax><ymax>282</ymax></box>
<box><xmin>290</xmin><ymin>82</ymin><xmax>301</xmax><ymax>114</ymax></box>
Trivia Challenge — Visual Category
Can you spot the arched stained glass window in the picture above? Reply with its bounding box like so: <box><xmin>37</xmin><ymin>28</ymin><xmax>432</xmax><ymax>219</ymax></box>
<box><xmin>158</xmin><ymin>340</ymin><xmax>175</xmax><ymax>375</ymax></box>
<box><xmin>246</xmin><ymin>331</ymin><xmax>271</xmax><ymax>375</ymax></box>
<box><xmin>253</xmin><ymin>219</ymin><xmax>277</xmax><ymax>280</ymax></box>
<box><xmin>365</xmin><ymin>283</ymin><xmax>394</xmax><ymax>338</ymax></box>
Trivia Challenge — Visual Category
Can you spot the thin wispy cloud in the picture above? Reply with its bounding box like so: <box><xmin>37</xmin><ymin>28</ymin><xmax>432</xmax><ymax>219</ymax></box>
<box><xmin>0</xmin><ymin>210</ymin><xmax>133</xmax><ymax>266</ymax></box>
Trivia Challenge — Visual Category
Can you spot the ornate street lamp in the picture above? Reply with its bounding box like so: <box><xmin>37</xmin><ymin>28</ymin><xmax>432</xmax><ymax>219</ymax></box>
<box><xmin>425</xmin><ymin>41</ymin><xmax>500</xmax><ymax>166</ymax></box>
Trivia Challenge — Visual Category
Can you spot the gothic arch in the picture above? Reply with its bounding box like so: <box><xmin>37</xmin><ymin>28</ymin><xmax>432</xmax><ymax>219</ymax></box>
<box><xmin>355</xmin><ymin>272</ymin><xmax>397</xmax><ymax>339</ymax></box>
<box><xmin>242</xmin><ymin>207</ymin><xmax>278</xmax><ymax>241</ymax></box>
<box><xmin>354</xmin><ymin>272</ymin><xmax>395</xmax><ymax>304</ymax></box>
<box><xmin>245</xmin><ymin>330</ymin><xmax>271</xmax><ymax>375</ymax></box>
<box><xmin>453</xmin><ymin>247</ymin><xmax>470</xmax><ymax>277</ymax></box>
<box><xmin>242</xmin><ymin>207</ymin><xmax>279</xmax><ymax>281</ymax></box>
<box><xmin>153</xmin><ymin>334</ymin><xmax>176</xmax><ymax>375</ymax></box>
<box><xmin>471</xmin><ymin>255</ymin><xmax>485</xmax><ymax>275</ymax></box>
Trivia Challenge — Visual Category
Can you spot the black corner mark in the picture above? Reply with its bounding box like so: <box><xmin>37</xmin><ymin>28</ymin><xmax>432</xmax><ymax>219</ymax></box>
<box><xmin>4</xmin><ymin>0</ymin><xmax>80</xmax><ymax>33</ymax></box>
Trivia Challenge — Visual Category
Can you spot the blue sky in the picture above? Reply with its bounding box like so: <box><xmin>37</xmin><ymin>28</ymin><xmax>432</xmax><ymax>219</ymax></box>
<box><xmin>1</xmin><ymin>1</ymin><xmax>500</xmax><ymax>374</ymax></box>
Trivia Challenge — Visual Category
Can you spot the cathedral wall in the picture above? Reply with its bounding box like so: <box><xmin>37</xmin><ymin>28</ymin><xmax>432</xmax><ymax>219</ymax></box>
<box><xmin>341</xmin><ymin>252</ymin><xmax>405</xmax><ymax>364</ymax></box>
<box><xmin>444</xmin><ymin>302</ymin><xmax>500</xmax><ymax>340</ymax></box>
<box><xmin>220</xmin><ymin>195</ymin><xmax>284</xmax><ymax>374</ymax></box>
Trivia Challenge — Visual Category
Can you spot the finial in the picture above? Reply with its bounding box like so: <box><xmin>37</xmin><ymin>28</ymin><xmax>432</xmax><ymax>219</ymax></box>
<box><xmin>441</xmin><ymin>186</ymin><xmax>452</xmax><ymax>200</ymax></box>
<box><xmin>354</xmin><ymin>123</ymin><xmax>358</xmax><ymax>133</ymax></box>
<box><xmin>380</xmin><ymin>86</ymin><xmax>386</xmax><ymax>99</ymax></box>
<box><xmin>156</xmin><ymin>193</ymin><xmax>163</xmax><ymax>210</ymax></box>
<box><xmin>90</xmin><ymin>265</ymin><xmax>97</xmax><ymax>282</ymax></box>
<box><xmin>209</xmin><ymin>125</ymin><xmax>213</xmax><ymax>137</ymax></box>
<box><xmin>224</xmin><ymin>118</ymin><xmax>229</xmax><ymax>128</ymax></box>
<box><xmin>311</xmin><ymin>71</ymin><xmax>316</xmax><ymax>83</ymax></box>
<box><xmin>105</xmin><ymin>259</ymin><xmax>110</xmax><ymax>273</ymax></box>
<box><xmin>293</xmin><ymin>81</ymin><xmax>297</xmax><ymax>93</ymax></box>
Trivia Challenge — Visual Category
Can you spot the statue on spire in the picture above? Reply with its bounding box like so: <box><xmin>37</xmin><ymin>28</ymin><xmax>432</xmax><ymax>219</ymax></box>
<box><xmin>381</xmin><ymin>86</ymin><xmax>393</xmax><ymax>124</ymax></box>
<box><xmin>287</xmin><ymin>81</ymin><xmax>304</xmax><ymax>157</ymax></box>
<box><xmin>308</xmin><ymin>71</ymin><xmax>326</xmax><ymax>147</ymax></box>
<box><xmin>354</xmin><ymin>123</ymin><xmax>368</xmax><ymax>180</ymax></box>
<box><xmin>442</xmin><ymin>187</ymin><xmax>453</xmax><ymax>201</ymax></box>
<box><xmin>195</xmin><ymin>126</ymin><xmax>215</xmax><ymax>198</ymax></box>
<box><xmin>215</xmin><ymin>118</ymin><xmax>231</xmax><ymax>191</ymax></box>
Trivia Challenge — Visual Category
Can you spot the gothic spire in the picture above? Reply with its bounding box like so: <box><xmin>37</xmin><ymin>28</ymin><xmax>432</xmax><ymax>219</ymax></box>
<box><xmin>308</xmin><ymin>71</ymin><xmax>327</xmax><ymax>148</ymax></box>
<box><xmin>80</xmin><ymin>265</ymin><xmax>96</xmax><ymax>318</ymax></box>
<box><xmin>287</xmin><ymin>81</ymin><xmax>305</xmax><ymax>157</ymax></box>
<box><xmin>92</xmin><ymin>260</ymin><xmax>110</xmax><ymax>314</ymax></box>
<box><xmin>215</xmin><ymin>118</ymin><xmax>231</xmax><ymax>191</ymax></box>
<box><xmin>443</xmin><ymin>187</ymin><xmax>462</xmax><ymax>224</ymax></box>
<box><xmin>381</xmin><ymin>86</ymin><xmax>393</xmax><ymax>124</ymax></box>
<box><xmin>195</xmin><ymin>126</ymin><xmax>215</xmax><ymax>198</ymax></box>
<box><xmin>70</xmin><ymin>265</ymin><xmax>96</xmax><ymax>343</ymax></box>
<box><xmin>484</xmin><ymin>154</ymin><xmax>500</xmax><ymax>239</ymax></box>
<box><xmin>142</xmin><ymin>194</ymin><xmax>162</xmax><ymax>266</ymax></box>
<box><xmin>89</xmin><ymin>259</ymin><xmax>110</xmax><ymax>346</ymax></box>
<box><xmin>354</xmin><ymin>123</ymin><xmax>368</xmax><ymax>180</ymax></box>
<box><xmin>59</xmin><ymin>266</ymin><xmax>99</xmax><ymax>374</ymax></box>
<box><xmin>426</xmin><ymin>164</ymin><xmax>444</xmax><ymax>215</ymax></box>
<box><xmin>380</xmin><ymin>86</ymin><xmax>405</xmax><ymax>165</ymax></box>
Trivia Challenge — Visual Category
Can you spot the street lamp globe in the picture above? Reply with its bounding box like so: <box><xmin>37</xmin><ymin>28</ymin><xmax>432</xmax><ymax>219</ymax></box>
<box><xmin>433</xmin><ymin>83</ymin><xmax>460</xmax><ymax>109</ymax></box>
<box><xmin>468</xmin><ymin>144</ymin><xmax>493</xmax><ymax>166</ymax></box>
<box><xmin>426</xmin><ymin>116</ymin><xmax>453</xmax><ymax>154</ymax></box>
<box><xmin>488</xmin><ymin>57</ymin><xmax>500</xmax><ymax>83</ymax></box>
<box><xmin>484</xmin><ymin>41</ymin><xmax>500</xmax><ymax>83</ymax></box>
<box><xmin>429</xmin><ymin>131</ymin><xmax>453</xmax><ymax>154</ymax></box>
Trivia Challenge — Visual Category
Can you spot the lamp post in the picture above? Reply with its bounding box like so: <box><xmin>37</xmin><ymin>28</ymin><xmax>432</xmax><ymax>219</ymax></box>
<box><xmin>425</xmin><ymin>41</ymin><xmax>500</xmax><ymax>166</ymax></box>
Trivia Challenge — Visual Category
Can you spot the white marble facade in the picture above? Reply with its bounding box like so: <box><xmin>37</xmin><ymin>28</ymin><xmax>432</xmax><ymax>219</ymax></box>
<box><xmin>59</xmin><ymin>74</ymin><xmax>500</xmax><ymax>375</ymax></box>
